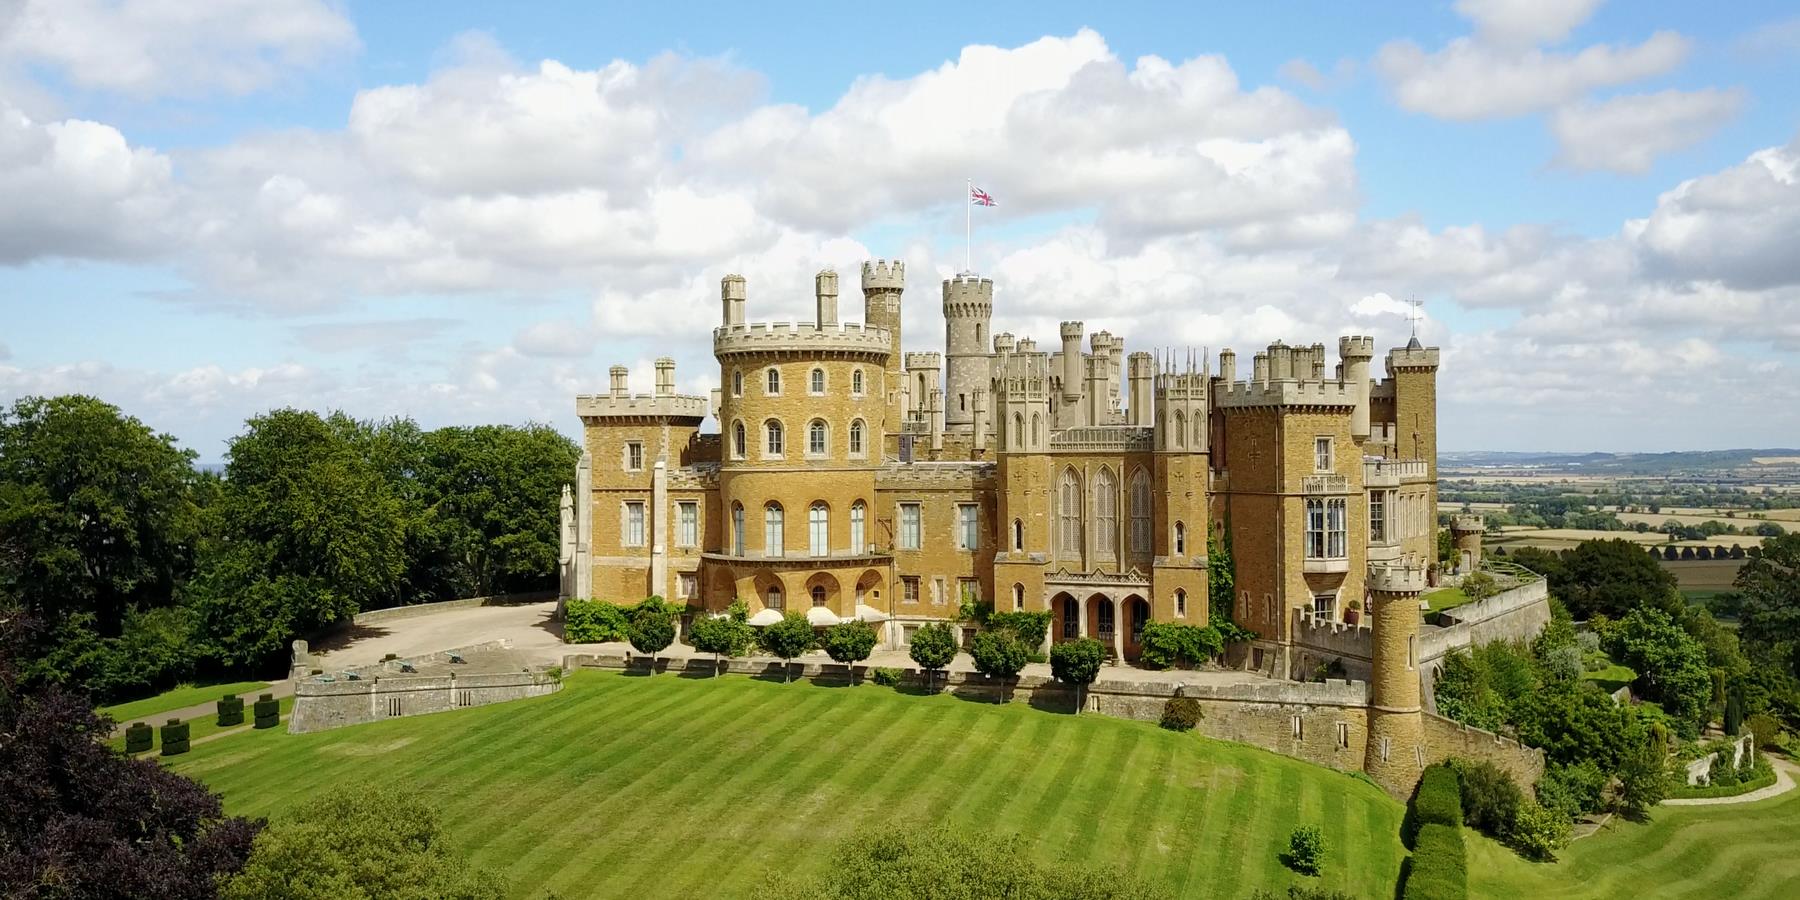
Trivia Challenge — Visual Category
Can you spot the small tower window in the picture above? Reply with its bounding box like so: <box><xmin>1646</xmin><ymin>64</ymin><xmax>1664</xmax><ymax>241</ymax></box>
<box><xmin>764</xmin><ymin>503</ymin><xmax>784</xmax><ymax>557</ymax></box>
<box><xmin>765</xmin><ymin>420</ymin><xmax>784</xmax><ymax>456</ymax></box>
<box><xmin>766</xmin><ymin>368</ymin><xmax>781</xmax><ymax>395</ymax></box>
<box><xmin>848</xmin><ymin>419</ymin><xmax>865</xmax><ymax>455</ymax></box>
<box><xmin>1174</xmin><ymin>521</ymin><xmax>1186</xmax><ymax>556</ymax></box>
<box><xmin>1013</xmin><ymin>413</ymin><xmax>1024</xmax><ymax>448</ymax></box>
<box><xmin>732</xmin><ymin>369</ymin><xmax>743</xmax><ymax>397</ymax></box>
<box><xmin>808</xmin><ymin>419</ymin><xmax>827</xmax><ymax>455</ymax></box>
<box><xmin>732</xmin><ymin>421</ymin><xmax>746</xmax><ymax>458</ymax></box>
<box><xmin>1012</xmin><ymin>518</ymin><xmax>1023</xmax><ymax>551</ymax></box>
<box><xmin>851</xmin><ymin>368</ymin><xmax>864</xmax><ymax>395</ymax></box>
<box><xmin>1175</xmin><ymin>588</ymin><xmax>1187</xmax><ymax>618</ymax></box>
<box><xmin>1012</xmin><ymin>583</ymin><xmax>1024</xmax><ymax>611</ymax></box>
<box><xmin>810</xmin><ymin>368</ymin><xmax>825</xmax><ymax>394</ymax></box>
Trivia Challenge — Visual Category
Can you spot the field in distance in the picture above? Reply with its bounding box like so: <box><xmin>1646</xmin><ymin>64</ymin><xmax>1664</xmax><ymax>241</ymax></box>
<box><xmin>169</xmin><ymin>671</ymin><xmax>1405</xmax><ymax>899</ymax></box>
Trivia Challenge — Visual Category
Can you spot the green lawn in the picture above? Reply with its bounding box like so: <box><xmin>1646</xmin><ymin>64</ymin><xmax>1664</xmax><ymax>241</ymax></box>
<box><xmin>1424</xmin><ymin>586</ymin><xmax>1472</xmax><ymax>613</ymax></box>
<box><xmin>1467</xmin><ymin>786</ymin><xmax>1800</xmax><ymax>899</ymax></box>
<box><xmin>167</xmin><ymin>671</ymin><xmax>1405</xmax><ymax>899</ymax></box>
<box><xmin>113</xmin><ymin>696</ymin><xmax>295</xmax><ymax>752</ymax></box>
<box><xmin>100</xmin><ymin>680</ymin><xmax>270</xmax><ymax>725</ymax></box>
<box><xmin>1583</xmin><ymin>662</ymin><xmax>1636</xmax><ymax>695</ymax></box>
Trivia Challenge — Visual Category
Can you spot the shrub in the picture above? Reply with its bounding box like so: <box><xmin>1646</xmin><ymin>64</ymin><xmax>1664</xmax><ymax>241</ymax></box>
<box><xmin>908</xmin><ymin>623</ymin><xmax>958</xmax><ymax>692</ymax></box>
<box><xmin>968</xmin><ymin>630</ymin><xmax>1030</xmax><ymax>701</ymax></box>
<box><xmin>1452</xmin><ymin>759</ymin><xmax>1522</xmax><ymax>838</ymax></box>
<box><xmin>1537</xmin><ymin>760</ymin><xmax>1607</xmax><ymax>819</ymax></box>
<box><xmin>217</xmin><ymin>694</ymin><xmax>245</xmax><ymax>727</ymax></box>
<box><xmin>1159</xmin><ymin>696</ymin><xmax>1203</xmax><ymax>732</ymax></box>
<box><xmin>986</xmin><ymin>610</ymin><xmax>1052</xmax><ymax>651</ymax></box>
<box><xmin>1709</xmin><ymin>751</ymin><xmax>1740</xmax><ymax>787</ymax></box>
<box><xmin>1402</xmin><ymin>823</ymin><xmax>1466</xmax><ymax>900</ymax></box>
<box><xmin>758</xmin><ymin>612</ymin><xmax>817</xmax><ymax>682</ymax></box>
<box><xmin>1460</xmin><ymin>571</ymin><xmax>1499</xmax><ymax>601</ymax></box>
<box><xmin>159</xmin><ymin>718</ymin><xmax>190</xmax><ymax>756</ymax></box>
<box><xmin>1138</xmin><ymin>621</ymin><xmax>1224</xmax><ymax>669</ymax></box>
<box><xmin>1049</xmin><ymin>638</ymin><xmax>1105</xmax><ymax>713</ymax></box>
<box><xmin>823</xmin><ymin>619</ymin><xmax>879</xmax><ymax>672</ymax></box>
<box><xmin>871</xmin><ymin>667</ymin><xmax>903</xmax><ymax>687</ymax></box>
<box><xmin>563</xmin><ymin>599</ymin><xmax>630</xmax><ymax>643</ymax></box>
<box><xmin>253</xmin><ymin>693</ymin><xmax>279</xmax><ymax>729</ymax></box>
<box><xmin>1509</xmin><ymin>800</ymin><xmax>1571</xmax><ymax>861</ymax></box>
<box><xmin>689</xmin><ymin>606</ymin><xmax>754</xmax><ymax>669</ymax></box>
<box><xmin>1615</xmin><ymin>741</ymin><xmax>1669</xmax><ymax>814</ymax></box>
<box><xmin>1283</xmin><ymin>825</ymin><xmax>1324</xmax><ymax>876</ymax></box>
<box><xmin>124</xmin><ymin>721</ymin><xmax>154</xmax><ymax>753</ymax></box>
<box><xmin>1414</xmin><ymin>765</ymin><xmax>1463</xmax><ymax>829</ymax></box>
<box><xmin>1747</xmin><ymin>712</ymin><xmax>1781</xmax><ymax>749</ymax></box>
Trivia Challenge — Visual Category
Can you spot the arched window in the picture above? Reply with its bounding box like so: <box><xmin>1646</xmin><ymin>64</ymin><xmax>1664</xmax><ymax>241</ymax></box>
<box><xmin>810</xmin><ymin>368</ymin><xmax>825</xmax><ymax>394</ymax></box>
<box><xmin>1172</xmin><ymin>410</ymin><xmax>1186</xmax><ymax>449</ymax></box>
<box><xmin>848</xmin><ymin>419</ymin><xmax>865</xmax><ymax>455</ymax></box>
<box><xmin>976</xmin><ymin>323</ymin><xmax>984</xmax><ymax>344</ymax></box>
<box><xmin>808</xmin><ymin>419</ymin><xmax>827</xmax><ymax>455</ymax></box>
<box><xmin>731</xmin><ymin>502</ymin><xmax>745</xmax><ymax>556</ymax></box>
<box><xmin>1032</xmin><ymin>413</ymin><xmax>1042</xmax><ymax>445</ymax></box>
<box><xmin>764</xmin><ymin>503</ymin><xmax>784</xmax><ymax>557</ymax></box>
<box><xmin>1175</xmin><ymin>588</ymin><xmax>1187</xmax><ymax>618</ymax></box>
<box><xmin>809</xmin><ymin>502</ymin><xmax>829</xmax><ymax>557</ymax></box>
<box><xmin>1194</xmin><ymin>414</ymin><xmax>1204</xmax><ymax>448</ymax></box>
<box><xmin>766</xmin><ymin>367</ymin><xmax>781</xmax><ymax>395</ymax></box>
<box><xmin>1012</xmin><ymin>413</ymin><xmax>1024</xmax><ymax>448</ymax></box>
<box><xmin>1059</xmin><ymin>469</ymin><xmax>1083</xmax><ymax>557</ymax></box>
<box><xmin>851</xmin><ymin>368</ymin><xmax>864</xmax><ymax>395</ymax></box>
<box><xmin>850</xmin><ymin>501</ymin><xmax>866</xmax><ymax>553</ymax></box>
<box><xmin>1094</xmin><ymin>468</ymin><xmax>1117</xmax><ymax>560</ymax></box>
<box><xmin>1175</xmin><ymin>521</ymin><xmax>1187</xmax><ymax>556</ymax></box>
<box><xmin>1129</xmin><ymin>469</ymin><xmax>1152</xmax><ymax>555</ymax></box>
<box><xmin>732</xmin><ymin>421</ymin><xmax>746</xmax><ymax>458</ymax></box>
<box><xmin>1012</xmin><ymin>583</ymin><xmax>1025</xmax><ymax>611</ymax></box>
<box><xmin>1012</xmin><ymin>518</ymin><xmax>1023</xmax><ymax>551</ymax></box>
<box><xmin>765</xmin><ymin>420</ymin><xmax>783</xmax><ymax>455</ymax></box>
<box><xmin>732</xmin><ymin>369</ymin><xmax>743</xmax><ymax>397</ymax></box>
<box><xmin>811</xmin><ymin>585</ymin><xmax>828</xmax><ymax>607</ymax></box>
<box><xmin>766</xmin><ymin>583</ymin><xmax>784</xmax><ymax>610</ymax></box>
<box><xmin>916</xmin><ymin>373</ymin><xmax>926</xmax><ymax>405</ymax></box>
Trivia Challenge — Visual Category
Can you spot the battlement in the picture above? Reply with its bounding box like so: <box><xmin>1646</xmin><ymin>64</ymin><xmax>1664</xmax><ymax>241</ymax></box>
<box><xmin>1059</xmin><ymin>321</ymin><xmax>1084</xmax><ymax>340</ymax></box>
<box><xmin>861</xmin><ymin>259</ymin><xmax>905</xmax><ymax>291</ymax></box>
<box><xmin>1451</xmin><ymin>515</ymin><xmax>1485</xmax><ymax>535</ymax></box>
<box><xmin>712</xmin><ymin>320</ymin><xmax>893</xmax><ymax>358</ymax></box>
<box><xmin>1339</xmin><ymin>334</ymin><xmax>1375</xmax><ymax>360</ymax></box>
<box><xmin>904</xmin><ymin>351</ymin><xmax>942</xmax><ymax>369</ymax></box>
<box><xmin>1368</xmin><ymin>558</ymin><xmax>1428</xmax><ymax>595</ymax></box>
<box><xmin>993</xmin><ymin>331</ymin><xmax>1016</xmax><ymax>353</ymax></box>
<box><xmin>1386</xmin><ymin>346</ymin><xmax>1440</xmax><ymax>372</ymax></box>
<box><xmin>576</xmin><ymin>393</ymin><xmax>710</xmax><ymax>421</ymax></box>
<box><xmin>1049</xmin><ymin>426</ymin><xmax>1154</xmax><ymax>451</ymax></box>
<box><xmin>1212</xmin><ymin>378</ymin><xmax>1357</xmax><ymax>409</ymax></box>
<box><xmin>942</xmin><ymin>273</ymin><xmax>993</xmax><ymax>315</ymax></box>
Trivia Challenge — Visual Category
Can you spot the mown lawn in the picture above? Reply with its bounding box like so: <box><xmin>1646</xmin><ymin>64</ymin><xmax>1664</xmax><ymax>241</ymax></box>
<box><xmin>1424</xmin><ymin>586</ymin><xmax>1472</xmax><ymax>613</ymax></box>
<box><xmin>100</xmin><ymin>680</ymin><xmax>270</xmax><ymax>725</ymax></box>
<box><xmin>1467</xmin><ymin>786</ymin><xmax>1800</xmax><ymax>899</ymax></box>
<box><xmin>168</xmin><ymin>671</ymin><xmax>1405</xmax><ymax>899</ymax></box>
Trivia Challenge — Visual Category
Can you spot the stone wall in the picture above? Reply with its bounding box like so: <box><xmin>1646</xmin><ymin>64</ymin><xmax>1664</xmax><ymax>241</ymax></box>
<box><xmin>1421</xmin><ymin>712</ymin><xmax>1545</xmax><ymax>788</ymax></box>
<box><xmin>1685</xmin><ymin>734</ymin><xmax>1755</xmax><ymax>785</ymax></box>
<box><xmin>291</xmin><ymin>644</ymin><xmax>561</xmax><ymax>734</ymax></box>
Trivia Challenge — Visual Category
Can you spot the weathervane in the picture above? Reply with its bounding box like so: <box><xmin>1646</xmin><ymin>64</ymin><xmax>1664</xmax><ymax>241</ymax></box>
<box><xmin>1408</xmin><ymin>295</ymin><xmax>1423</xmax><ymax>340</ymax></box>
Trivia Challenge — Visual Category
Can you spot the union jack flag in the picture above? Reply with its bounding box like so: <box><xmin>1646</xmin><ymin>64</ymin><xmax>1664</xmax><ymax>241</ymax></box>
<box><xmin>969</xmin><ymin>186</ymin><xmax>996</xmax><ymax>207</ymax></box>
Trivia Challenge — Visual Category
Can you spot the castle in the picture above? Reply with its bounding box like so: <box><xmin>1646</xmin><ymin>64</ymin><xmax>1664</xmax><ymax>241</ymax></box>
<box><xmin>559</xmin><ymin>260</ymin><xmax>1450</xmax><ymax>787</ymax></box>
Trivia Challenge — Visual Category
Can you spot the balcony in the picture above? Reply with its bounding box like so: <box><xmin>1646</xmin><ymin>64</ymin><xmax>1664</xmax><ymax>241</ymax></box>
<box><xmin>1301</xmin><ymin>474</ymin><xmax>1349</xmax><ymax>495</ymax></box>
<box><xmin>1303</xmin><ymin>556</ymin><xmax>1350</xmax><ymax>574</ymax></box>
<box><xmin>1363</xmin><ymin>457</ymin><xmax>1428</xmax><ymax>487</ymax></box>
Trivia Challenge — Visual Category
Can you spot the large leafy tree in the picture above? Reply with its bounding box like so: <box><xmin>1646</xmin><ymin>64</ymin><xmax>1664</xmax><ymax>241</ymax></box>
<box><xmin>0</xmin><ymin>617</ymin><xmax>259</xmax><ymax>897</ymax></box>
<box><xmin>1737</xmin><ymin>534</ymin><xmax>1800</xmax><ymax>679</ymax></box>
<box><xmin>411</xmin><ymin>424</ymin><xmax>579</xmax><ymax>599</ymax></box>
<box><xmin>1606</xmin><ymin>607</ymin><xmax>1712</xmax><ymax>732</ymax></box>
<box><xmin>1553</xmin><ymin>538</ymin><xmax>1682</xmax><ymax>619</ymax></box>
<box><xmin>0</xmin><ymin>395</ymin><xmax>196</xmax><ymax>637</ymax></box>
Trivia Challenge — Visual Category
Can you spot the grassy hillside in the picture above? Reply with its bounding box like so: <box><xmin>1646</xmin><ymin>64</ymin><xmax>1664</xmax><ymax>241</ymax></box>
<box><xmin>100</xmin><ymin>680</ymin><xmax>270</xmax><ymax>724</ymax></box>
<box><xmin>1467</xmin><ymin>785</ymin><xmax>1800</xmax><ymax>898</ymax></box>
<box><xmin>170</xmin><ymin>671</ymin><xmax>1405</xmax><ymax>899</ymax></box>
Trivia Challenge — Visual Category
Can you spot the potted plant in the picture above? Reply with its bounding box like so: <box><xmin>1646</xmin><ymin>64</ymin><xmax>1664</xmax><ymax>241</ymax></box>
<box><xmin>1344</xmin><ymin>599</ymin><xmax>1362</xmax><ymax>625</ymax></box>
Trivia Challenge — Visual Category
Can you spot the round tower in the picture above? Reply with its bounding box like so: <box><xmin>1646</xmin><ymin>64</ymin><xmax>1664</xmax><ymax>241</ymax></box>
<box><xmin>1365</xmin><ymin>558</ymin><xmax>1429</xmax><ymax>796</ymax></box>
<box><xmin>1451</xmin><ymin>515</ymin><xmax>1484</xmax><ymax>575</ymax></box>
<box><xmin>1338</xmin><ymin>335</ymin><xmax>1375</xmax><ymax>441</ymax></box>
<box><xmin>941</xmin><ymin>274</ymin><xmax>993</xmax><ymax>429</ymax></box>
<box><xmin>862</xmin><ymin>259</ymin><xmax>906</xmax><ymax>438</ymax></box>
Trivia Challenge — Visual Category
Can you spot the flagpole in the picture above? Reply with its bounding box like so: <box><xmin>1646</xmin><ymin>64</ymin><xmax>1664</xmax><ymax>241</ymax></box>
<box><xmin>965</xmin><ymin>178</ymin><xmax>972</xmax><ymax>273</ymax></box>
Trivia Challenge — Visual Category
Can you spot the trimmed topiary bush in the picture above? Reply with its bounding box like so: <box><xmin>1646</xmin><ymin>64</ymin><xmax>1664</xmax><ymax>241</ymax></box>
<box><xmin>1283</xmin><ymin>825</ymin><xmax>1324</xmax><ymax>875</ymax></box>
<box><xmin>253</xmin><ymin>693</ymin><xmax>279</xmax><ymax>729</ymax></box>
<box><xmin>563</xmin><ymin>599</ymin><xmax>630</xmax><ymax>643</ymax></box>
<box><xmin>124</xmin><ymin>721</ymin><xmax>154</xmax><ymax>753</ymax></box>
<box><xmin>1160</xmin><ymin>696</ymin><xmax>1203</xmax><ymax>732</ymax></box>
<box><xmin>159</xmin><ymin>718</ymin><xmax>190</xmax><ymax>756</ymax></box>
<box><xmin>216</xmin><ymin>694</ymin><xmax>245</xmax><ymax>727</ymax></box>
<box><xmin>871</xmin><ymin>667</ymin><xmax>903</xmax><ymax>687</ymax></box>
<box><xmin>1414</xmin><ymin>764</ymin><xmax>1464</xmax><ymax>829</ymax></box>
<box><xmin>1402</xmin><ymin>823</ymin><xmax>1466</xmax><ymax>900</ymax></box>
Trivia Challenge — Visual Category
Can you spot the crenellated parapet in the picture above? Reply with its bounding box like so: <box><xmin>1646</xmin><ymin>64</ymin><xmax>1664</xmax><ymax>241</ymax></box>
<box><xmin>1212</xmin><ymin>378</ymin><xmax>1358</xmax><ymax>409</ymax></box>
<box><xmin>904</xmin><ymin>351</ymin><xmax>943</xmax><ymax>370</ymax></box>
<box><xmin>712</xmin><ymin>320</ymin><xmax>893</xmax><ymax>358</ymax></box>
<box><xmin>861</xmin><ymin>258</ymin><xmax>905</xmax><ymax>292</ymax></box>
<box><xmin>1368</xmin><ymin>557</ymin><xmax>1428</xmax><ymax>596</ymax></box>
<box><xmin>1386</xmin><ymin>346</ymin><xmax>1440</xmax><ymax>373</ymax></box>
<box><xmin>576</xmin><ymin>392</ymin><xmax>709</xmax><ymax>421</ymax></box>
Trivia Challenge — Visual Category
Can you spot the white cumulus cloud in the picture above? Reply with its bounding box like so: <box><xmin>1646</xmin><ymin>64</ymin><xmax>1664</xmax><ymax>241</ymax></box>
<box><xmin>1552</xmin><ymin>89</ymin><xmax>1745</xmax><ymax>174</ymax></box>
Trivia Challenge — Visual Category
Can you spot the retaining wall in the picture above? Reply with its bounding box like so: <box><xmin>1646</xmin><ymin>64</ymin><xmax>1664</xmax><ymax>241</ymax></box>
<box><xmin>351</xmin><ymin>590</ymin><xmax>557</xmax><ymax>626</ymax></box>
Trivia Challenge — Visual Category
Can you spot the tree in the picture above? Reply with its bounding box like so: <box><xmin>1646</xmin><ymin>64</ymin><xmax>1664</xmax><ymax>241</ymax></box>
<box><xmin>220</xmin><ymin>786</ymin><xmax>505</xmax><ymax>900</ymax></box>
<box><xmin>0</xmin><ymin>617</ymin><xmax>259</xmax><ymax>897</ymax></box>
<box><xmin>689</xmin><ymin>601</ymin><xmax>753</xmax><ymax>675</ymax></box>
<box><xmin>627</xmin><ymin>596</ymin><xmax>677</xmax><ymax>666</ymax></box>
<box><xmin>758</xmin><ymin>612</ymin><xmax>816</xmax><ymax>683</ymax></box>
<box><xmin>1509</xmin><ymin>801</ymin><xmax>1571</xmax><ymax>861</ymax></box>
<box><xmin>1050</xmin><ymin>638</ymin><xmax>1105</xmax><ymax>713</ymax></box>
<box><xmin>969</xmin><ymin>630</ymin><xmax>1029</xmax><ymax>702</ymax></box>
<box><xmin>823</xmin><ymin>619</ymin><xmax>879</xmax><ymax>681</ymax></box>
<box><xmin>1283</xmin><ymin>825</ymin><xmax>1324</xmax><ymax>876</ymax></box>
<box><xmin>1615</xmin><ymin>741</ymin><xmax>1669</xmax><ymax>815</ymax></box>
<box><xmin>0</xmin><ymin>395</ymin><xmax>200</xmax><ymax>694</ymax></box>
<box><xmin>1736</xmin><ymin>534</ymin><xmax>1800</xmax><ymax>679</ymax></box>
<box><xmin>1606</xmin><ymin>607</ymin><xmax>1712</xmax><ymax>732</ymax></box>
<box><xmin>908</xmin><ymin>623</ymin><xmax>958</xmax><ymax>693</ymax></box>
<box><xmin>1554</xmin><ymin>539</ymin><xmax>1682</xmax><ymax>619</ymax></box>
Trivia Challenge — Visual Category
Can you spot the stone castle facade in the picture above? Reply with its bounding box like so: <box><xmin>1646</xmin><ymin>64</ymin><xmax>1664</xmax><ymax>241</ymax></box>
<box><xmin>560</xmin><ymin>260</ymin><xmax>1442</xmax><ymax>682</ymax></box>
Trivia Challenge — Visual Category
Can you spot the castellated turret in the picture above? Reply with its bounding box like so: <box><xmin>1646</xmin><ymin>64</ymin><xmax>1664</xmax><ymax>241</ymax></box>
<box><xmin>942</xmin><ymin>274</ymin><xmax>993</xmax><ymax>429</ymax></box>
<box><xmin>1128</xmin><ymin>351</ymin><xmax>1154</xmax><ymax>426</ymax></box>
<box><xmin>814</xmin><ymin>269</ymin><xmax>838</xmax><ymax>328</ymax></box>
<box><xmin>720</xmin><ymin>274</ymin><xmax>746</xmax><ymax>326</ymax></box>
<box><xmin>994</xmin><ymin>349</ymin><xmax>1051</xmax><ymax>454</ymax></box>
<box><xmin>1338</xmin><ymin>335</ymin><xmax>1375</xmax><ymax>441</ymax></box>
<box><xmin>861</xmin><ymin>259</ymin><xmax>906</xmax><ymax>438</ymax></box>
<box><xmin>1154</xmin><ymin>351</ymin><xmax>1208</xmax><ymax>452</ymax></box>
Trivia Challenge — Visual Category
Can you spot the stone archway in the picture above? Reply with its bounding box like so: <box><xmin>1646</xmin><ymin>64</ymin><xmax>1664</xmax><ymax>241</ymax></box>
<box><xmin>854</xmin><ymin>569</ymin><xmax>884</xmax><ymax>613</ymax></box>
<box><xmin>1123</xmin><ymin>595</ymin><xmax>1150</xmax><ymax>661</ymax></box>
<box><xmin>751</xmin><ymin>570</ymin><xmax>786</xmax><ymax>613</ymax></box>
<box><xmin>1051</xmin><ymin>592</ymin><xmax>1080</xmax><ymax>641</ymax></box>
<box><xmin>804</xmin><ymin>572</ymin><xmax>842</xmax><ymax>615</ymax></box>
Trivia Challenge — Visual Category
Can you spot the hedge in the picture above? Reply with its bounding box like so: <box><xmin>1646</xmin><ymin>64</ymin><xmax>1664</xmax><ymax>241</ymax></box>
<box><xmin>1402</xmin><ymin>823</ymin><xmax>1466</xmax><ymax>900</ymax></box>
<box><xmin>253</xmin><ymin>693</ymin><xmax>280</xmax><ymax>729</ymax></box>
<box><xmin>159</xmin><ymin>718</ymin><xmax>190</xmax><ymax>757</ymax></box>
<box><xmin>217</xmin><ymin>694</ymin><xmax>245</xmax><ymax>727</ymax></box>
<box><xmin>1414</xmin><ymin>764</ymin><xmax>1464</xmax><ymax>829</ymax></box>
<box><xmin>124</xmin><ymin>721</ymin><xmax>154</xmax><ymax>754</ymax></box>
<box><xmin>564</xmin><ymin>599</ymin><xmax>631</xmax><ymax>643</ymax></box>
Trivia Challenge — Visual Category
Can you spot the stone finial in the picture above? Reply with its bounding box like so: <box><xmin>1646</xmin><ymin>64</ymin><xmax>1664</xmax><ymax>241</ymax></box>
<box><xmin>609</xmin><ymin>365</ymin><xmax>629</xmax><ymax>398</ymax></box>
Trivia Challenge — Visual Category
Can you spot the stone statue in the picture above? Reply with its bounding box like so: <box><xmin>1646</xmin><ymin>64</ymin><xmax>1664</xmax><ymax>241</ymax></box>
<box><xmin>559</xmin><ymin>484</ymin><xmax>575</xmax><ymax>565</ymax></box>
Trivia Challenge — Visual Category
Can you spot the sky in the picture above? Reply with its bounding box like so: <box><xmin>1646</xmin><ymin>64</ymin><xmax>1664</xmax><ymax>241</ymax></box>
<box><xmin>3</xmin><ymin>0</ymin><xmax>1799</xmax><ymax>460</ymax></box>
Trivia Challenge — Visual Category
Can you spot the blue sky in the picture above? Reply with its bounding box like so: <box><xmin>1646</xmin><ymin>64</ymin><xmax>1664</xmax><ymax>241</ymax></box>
<box><xmin>4</xmin><ymin>0</ymin><xmax>1799</xmax><ymax>458</ymax></box>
